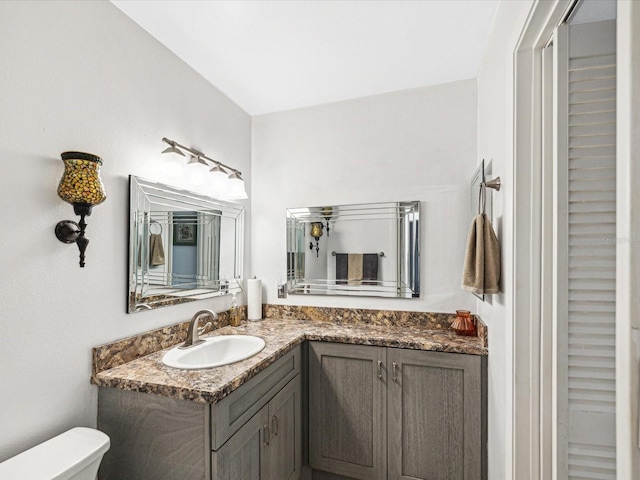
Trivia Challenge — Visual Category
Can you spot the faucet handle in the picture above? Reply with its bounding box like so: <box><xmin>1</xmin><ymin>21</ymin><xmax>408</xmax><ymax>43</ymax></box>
<box><xmin>198</xmin><ymin>322</ymin><xmax>212</xmax><ymax>336</ymax></box>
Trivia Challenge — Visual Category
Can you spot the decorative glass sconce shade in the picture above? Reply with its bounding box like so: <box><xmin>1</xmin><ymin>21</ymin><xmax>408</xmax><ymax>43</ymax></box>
<box><xmin>57</xmin><ymin>152</ymin><xmax>106</xmax><ymax>208</ymax></box>
<box><xmin>310</xmin><ymin>222</ymin><xmax>323</xmax><ymax>239</ymax></box>
<box><xmin>55</xmin><ymin>152</ymin><xmax>106</xmax><ymax>267</ymax></box>
<box><xmin>309</xmin><ymin>222</ymin><xmax>324</xmax><ymax>257</ymax></box>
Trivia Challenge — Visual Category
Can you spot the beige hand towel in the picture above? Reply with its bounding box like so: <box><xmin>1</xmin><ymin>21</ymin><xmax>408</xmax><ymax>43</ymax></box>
<box><xmin>462</xmin><ymin>214</ymin><xmax>500</xmax><ymax>294</ymax></box>
<box><xmin>347</xmin><ymin>253</ymin><xmax>364</xmax><ymax>285</ymax></box>
<box><xmin>149</xmin><ymin>233</ymin><xmax>165</xmax><ymax>266</ymax></box>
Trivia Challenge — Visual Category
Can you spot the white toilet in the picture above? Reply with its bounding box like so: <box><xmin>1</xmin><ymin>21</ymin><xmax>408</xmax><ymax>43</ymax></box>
<box><xmin>0</xmin><ymin>427</ymin><xmax>110</xmax><ymax>480</ymax></box>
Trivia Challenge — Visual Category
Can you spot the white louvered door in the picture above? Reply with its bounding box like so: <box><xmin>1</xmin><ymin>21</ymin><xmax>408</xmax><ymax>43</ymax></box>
<box><xmin>554</xmin><ymin>20</ymin><xmax>616</xmax><ymax>479</ymax></box>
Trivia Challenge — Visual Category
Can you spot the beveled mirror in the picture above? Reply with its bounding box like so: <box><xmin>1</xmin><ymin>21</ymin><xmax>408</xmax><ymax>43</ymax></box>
<box><xmin>286</xmin><ymin>201</ymin><xmax>420</xmax><ymax>298</ymax></box>
<box><xmin>128</xmin><ymin>176</ymin><xmax>244</xmax><ymax>313</ymax></box>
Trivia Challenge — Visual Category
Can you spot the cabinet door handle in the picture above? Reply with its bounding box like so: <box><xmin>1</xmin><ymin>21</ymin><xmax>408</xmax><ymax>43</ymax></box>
<box><xmin>272</xmin><ymin>415</ymin><xmax>279</xmax><ymax>437</ymax></box>
<box><xmin>377</xmin><ymin>360</ymin><xmax>383</xmax><ymax>380</ymax></box>
<box><xmin>263</xmin><ymin>425</ymin><xmax>270</xmax><ymax>446</ymax></box>
<box><xmin>392</xmin><ymin>362</ymin><xmax>398</xmax><ymax>382</ymax></box>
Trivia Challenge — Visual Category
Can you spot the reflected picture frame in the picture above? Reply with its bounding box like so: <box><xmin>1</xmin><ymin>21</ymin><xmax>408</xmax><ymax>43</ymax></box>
<box><xmin>173</xmin><ymin>219</ymin><xmax>197</xmax><ymax>246</ymax></box>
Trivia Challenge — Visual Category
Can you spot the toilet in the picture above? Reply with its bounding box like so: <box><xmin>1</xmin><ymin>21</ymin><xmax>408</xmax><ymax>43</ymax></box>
<box><xmin>0</xmin><ymin>427</ymin><xmax>110</xmax><ymax>480</ymax></box>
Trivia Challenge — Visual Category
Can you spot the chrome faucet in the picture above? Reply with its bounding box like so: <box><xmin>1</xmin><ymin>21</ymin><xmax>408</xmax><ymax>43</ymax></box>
<box><xmin>180</xmin><ymin>309</ymin><xmax>217</xmax><ymax>349</ymax></box>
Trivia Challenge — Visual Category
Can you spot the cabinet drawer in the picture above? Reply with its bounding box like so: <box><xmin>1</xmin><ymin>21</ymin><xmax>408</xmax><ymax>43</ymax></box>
<box><xmin>211</xmin><ymin>345</ymin><xmax>301</xmax><ymax>450</ymax></box>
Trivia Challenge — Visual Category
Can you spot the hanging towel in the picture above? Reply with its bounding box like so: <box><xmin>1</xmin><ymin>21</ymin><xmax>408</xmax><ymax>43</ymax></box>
<box><xmin>336</xmin><ymin>254</ymin><xmax>348</xmax><ymax>285</ymax></box>
<box><xmin>348</xmin><ymin>253</ymin><xmax>363</xmax><ymax>285</ymax></box>
<box><xmin>149</xmin><ymin>233</ymin><xmax>165</xmax><ymax>266</ymax></box>
<box><xmin>336</xmin><ymin>253</ymin><xmax>379</xmax><ymax>285</ymax></box>
<box><xmin>362</xmin><ymin>254</ymin><xmax>379</xmax><ymax>285</ymax></box>
<box><xmin>462</xmin><ymin>213</ymin><xmax>500</xmax><ymax>294</ymax></box>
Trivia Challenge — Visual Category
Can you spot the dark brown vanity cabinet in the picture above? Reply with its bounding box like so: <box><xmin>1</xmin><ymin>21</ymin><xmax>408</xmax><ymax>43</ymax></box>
<box><xmin>99</xmin><ymin>346</ymin><xmax>302</xmax><ymax>480</ymax></box>
<box><xmin>308</xmin><ymin>342</ymin><xmax>486</xmax><ymax>480</ymax></box>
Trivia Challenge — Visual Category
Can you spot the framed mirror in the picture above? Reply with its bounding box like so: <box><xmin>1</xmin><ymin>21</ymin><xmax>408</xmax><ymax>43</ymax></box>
<box><xmin>286</xmin><ymin>201</ymin><xmax>420</xmax><ymax>298</ymax></box>
<box><xmin>128</xmin><ymin>176</ymin><xmax>244</xmax><ymax>313</ymax></box>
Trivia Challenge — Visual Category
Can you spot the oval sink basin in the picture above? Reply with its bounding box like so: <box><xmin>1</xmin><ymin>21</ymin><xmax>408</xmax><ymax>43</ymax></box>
<box><xmin>162</xmin><ymin>335</ymin><xmax>266</xmax><ymax>370</ymax></box>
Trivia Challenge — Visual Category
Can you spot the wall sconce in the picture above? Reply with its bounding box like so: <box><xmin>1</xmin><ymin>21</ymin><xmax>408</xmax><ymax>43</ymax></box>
<box><xmin>321</xmin><ymin>206</ymin><xmax>333</xmax><ymax>237</ymax></box>
<box><xmin>309</xmin><ymin>222</ymin><xmax>324</xmax><ymax>257</ymax></box>
<box><xmin>55</xmin><ymin>152</ymin><xmax>106</xmax><ymax>267</ymax></box>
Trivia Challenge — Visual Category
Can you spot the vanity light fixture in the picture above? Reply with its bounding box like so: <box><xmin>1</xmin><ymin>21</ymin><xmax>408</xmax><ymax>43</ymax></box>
<box><xmin>161</xmin><ymin>137</ymin><xmax>247</xmax><ymax>199</ymax></box>
<box><xmin>55</xmin><ymin>151</ymin><xmax>106</xmax><ymax>268</ymax></box>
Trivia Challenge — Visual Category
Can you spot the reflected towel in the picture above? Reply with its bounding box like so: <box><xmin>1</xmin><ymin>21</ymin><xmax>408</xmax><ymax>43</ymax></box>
<box><xmin>149</xmin><ymin>233</ymin><xmax>165</xmax><ymax>266</ymax></box>
<box><xmin>362</xmin><ymin>254</ymin><xmax>379</xmax><ymax>285</ymax></box>
<box><xmin>348</xmin><ymin>253</ymin><xmax>363</xmax><ymax>285</ymax></box>
<box><xmin>336</xmin><ymin>253</ymin><xmax>379</xmax><ymax>285</ymax></box>
<box><xmin>462</xmin><ymin>214</ymin><xmax>500</xmax><ymax>294</ymax></box>
<box><xmin>336</xmin><ymin>254</ymin><xmax>348</xmax><ymax>285</ymax></box>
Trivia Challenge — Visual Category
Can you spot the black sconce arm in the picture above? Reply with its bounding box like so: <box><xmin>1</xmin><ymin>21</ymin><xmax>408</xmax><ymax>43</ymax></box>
<box><xmin>55</xmin><ymin>203</ymin><xmax>93</xmax><ymax>267</ymax></box>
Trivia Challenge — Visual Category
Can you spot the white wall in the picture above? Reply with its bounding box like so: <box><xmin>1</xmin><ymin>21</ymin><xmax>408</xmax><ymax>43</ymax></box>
<box><xmin>0</xmin><ymin>1</ymin><xmax>251</xmax><ymax>461</ymax></box>
<box><xmin>252</xmin><ymin>80</ymin><xmax>477</xmax><ymax>313</ymax></box>
<box><xmin>475</xmin><ymin>0</ymin><xmax>535</xmax><ymax>478</ymax></box>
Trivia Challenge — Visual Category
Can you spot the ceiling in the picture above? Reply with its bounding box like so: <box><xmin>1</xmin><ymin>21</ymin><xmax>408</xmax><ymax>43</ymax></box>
<box><xmin>112</xmin><ymin>0</ymin><xmax>499</xmax><ymax>115</ymax></box>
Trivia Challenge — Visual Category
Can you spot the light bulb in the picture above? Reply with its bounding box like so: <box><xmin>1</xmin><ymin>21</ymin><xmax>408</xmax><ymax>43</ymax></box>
<box><xmin>158</xmin><ymin>153</ymin><xmax>181</xmax><ymax>178</ymax></box>
<box><xmin>227</xmin><ymin>171</ymin><xmax>248</xmax><ymax>200</ymax></box>
<box><xmin>188</xmin><ymin>157</ymin><xmax>210</xmax><ymax>188</ymax></box>
<box><xmin>209</xmin><ymin>163</ymin><xmax>228</xmax><ymax>182</ymax></box>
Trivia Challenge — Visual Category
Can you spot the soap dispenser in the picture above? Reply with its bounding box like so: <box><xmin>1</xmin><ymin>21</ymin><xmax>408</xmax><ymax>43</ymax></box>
<box><xmin>229</xmin><ymin>294</ymin><xmax>241</xmax><ymax>327</ymax></box>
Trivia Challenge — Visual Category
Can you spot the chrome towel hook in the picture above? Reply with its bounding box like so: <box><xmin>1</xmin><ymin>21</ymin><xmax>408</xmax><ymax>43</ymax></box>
<box><xmin>482</xmin><ymin>177</ymin><xmax>501</xmax><ymax>191</ymax></box>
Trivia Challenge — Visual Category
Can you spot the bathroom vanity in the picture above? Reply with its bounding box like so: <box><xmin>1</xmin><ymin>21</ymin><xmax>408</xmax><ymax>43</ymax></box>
<box><xmin>93</xmin><ymin>315</ymin><xmax>487</xmax><ymax>480</ymax></box>
<box><xmin>98</xmin><ymin>346</ymin><xmax>301</xmax><ymax>480</ymax></box>
<box><xmin>309</xmin><ymin>342</ymin><xmax>485</xmax><ymax>480</ymax></box>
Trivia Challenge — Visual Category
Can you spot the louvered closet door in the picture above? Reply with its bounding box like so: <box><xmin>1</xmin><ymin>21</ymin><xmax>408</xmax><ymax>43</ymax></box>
<box><xmin>555</xmin><ymin>20</ymin><xmax>616</xmax><ymax>479</ymax></box>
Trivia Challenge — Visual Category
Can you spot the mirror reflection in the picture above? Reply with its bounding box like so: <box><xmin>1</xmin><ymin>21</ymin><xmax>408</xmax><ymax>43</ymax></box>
<box><xmin>286</xmin><ymin>201</ymin><xmax>420</xmax><ymax>298</ymax></box>
<box><xmin>128</xmin><ymin>176</ymin><xmax>244</xmax><ymax>313</ymax></box>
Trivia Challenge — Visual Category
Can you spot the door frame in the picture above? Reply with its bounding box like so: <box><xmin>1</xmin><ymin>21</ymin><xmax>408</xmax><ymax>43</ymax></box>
<box><xmin>514</xmin><ymin>0</ymin><xmax>640</xmax><ymax>478</ymax></box>
<box><xmin>615</xmin><ymin>1</ymin><xmax>640</xmax><ymax>476</ymax></box>
<box><xmin>512</xmin><ymin>1</ymin><xmax>572</xmax><ymax>479</ymax></box>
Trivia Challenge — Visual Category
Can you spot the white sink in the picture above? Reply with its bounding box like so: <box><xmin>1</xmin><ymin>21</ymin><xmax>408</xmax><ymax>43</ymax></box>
<box><xmin>162</xmin><ymin>335</ymin><xmax>266</xmax><ymax>370</ymax></box>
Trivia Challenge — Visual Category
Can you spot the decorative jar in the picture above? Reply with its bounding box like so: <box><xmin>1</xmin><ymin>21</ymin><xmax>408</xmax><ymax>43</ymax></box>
<box><xmin>451</xmin><ymin>310</ymin><xmax>476</xmax><ymax>336</ymax></box>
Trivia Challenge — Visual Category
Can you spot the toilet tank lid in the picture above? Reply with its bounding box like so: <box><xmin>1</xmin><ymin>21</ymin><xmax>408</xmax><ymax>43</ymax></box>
<box><xmin>0</xmin><ymin>427</ymin><xmax>110</xmax><ymax>480</ymax></box>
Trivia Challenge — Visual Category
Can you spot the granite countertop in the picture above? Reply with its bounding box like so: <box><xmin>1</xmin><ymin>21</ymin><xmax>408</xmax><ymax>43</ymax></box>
<box><xmin>92</xmin><ymin>317</ymin><xmax>487</xmax><ymax>405</ymax></box>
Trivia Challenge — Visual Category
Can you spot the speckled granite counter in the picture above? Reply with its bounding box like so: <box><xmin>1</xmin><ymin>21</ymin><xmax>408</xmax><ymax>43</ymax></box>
<box><xmin>92</xmin><ymin>317</ymin><xmax>487</xmax><ymax>404</ymax></box>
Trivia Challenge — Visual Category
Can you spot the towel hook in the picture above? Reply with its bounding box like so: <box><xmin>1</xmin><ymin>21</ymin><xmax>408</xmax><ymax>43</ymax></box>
<box><xmin>149</xmin><ymin>220</ymin><xmax>163</xmax><ymax>235</ymax></box>
<box><xmin>482</xmin><ymin>177</ymin><xmax>501</xmax><ymax>191</ymax></box>
<box><xmin>478</xmin><ymin>176</ymin><xmax>500</xmax><ymax>215</ymax></box>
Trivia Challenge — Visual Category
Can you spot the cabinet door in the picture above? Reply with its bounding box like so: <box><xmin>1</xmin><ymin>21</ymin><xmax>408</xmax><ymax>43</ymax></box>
<box><xmin>268</xmin><ymin>375</ymin><xmax>302</xmax><ymax>480</ymax></box>
<box><xmin>98</xmin><ymin>388</ymin><xmax>209</xmax><ymax>480</ymax></box>
<box><xmin>309</xmin><ymin>342</ymin><xmax>387</xmax><ymax>480</ymax></box>
<box><xmin>387</xmin><ymin>348</ymin><xmax>485</xmax><ymax>480</ymax></box>
<box><xmin>212</xmin><ymin>404</ymin><xmax>270</xmax><ymax>480</ymax></box>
